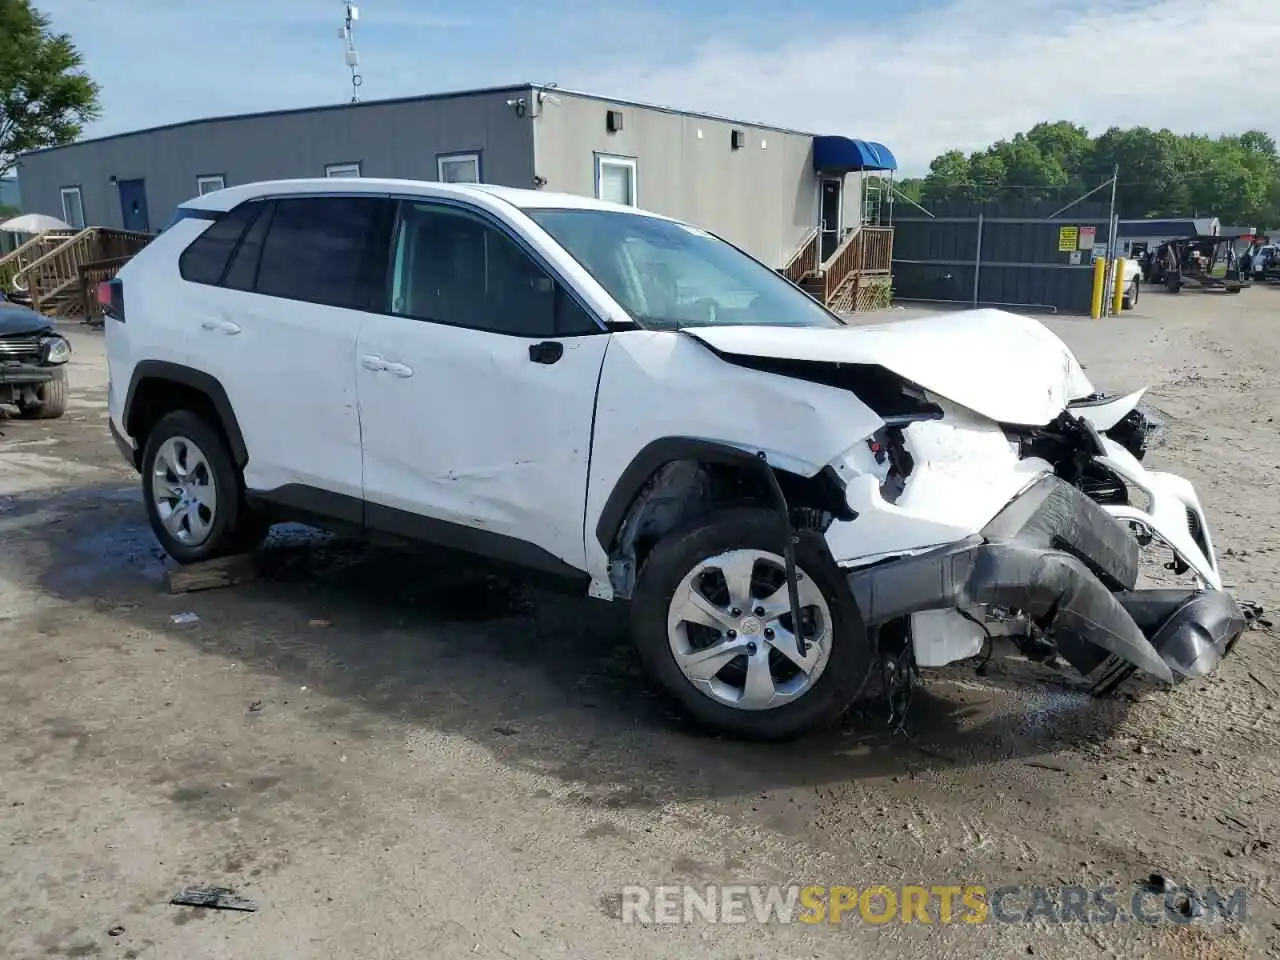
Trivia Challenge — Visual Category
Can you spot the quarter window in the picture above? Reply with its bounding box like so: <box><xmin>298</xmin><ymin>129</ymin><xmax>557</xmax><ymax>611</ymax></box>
<box><xmin>60</xmin><ymin>186</ymin><xmax>85</xmax><ymax>228</ymax></box>
<box><xmin>388</xmin><ymin>203</ymin><xmax>592</xmax><ymax>337</ymax></box>
<box><xmin>221</xmin><ymin>201</ymin><xmax>274</xmax><ymax>291</ymax></box>
<box><xmin>255</xmin><ymin>196</ymin><xmax>392</xmax><ymax>310</ymax></box>
<box><xmin>178</xmin><ymin>201</ymin><xmax>263</xmax><ymax>285</ymax></box>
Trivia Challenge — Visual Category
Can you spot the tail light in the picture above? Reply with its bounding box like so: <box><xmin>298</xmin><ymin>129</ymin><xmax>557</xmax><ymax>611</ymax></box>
<box><xmin>97</xmin><ymin>278</ymin><xmax>125</xmax><ymax>322</ymax></box>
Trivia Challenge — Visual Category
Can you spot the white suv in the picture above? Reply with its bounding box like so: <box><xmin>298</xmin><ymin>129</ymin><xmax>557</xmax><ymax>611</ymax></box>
<box><xmin>103</xmin><ymin>178</ymin><xmax>1245</xmax><ymax>741</ymax></box>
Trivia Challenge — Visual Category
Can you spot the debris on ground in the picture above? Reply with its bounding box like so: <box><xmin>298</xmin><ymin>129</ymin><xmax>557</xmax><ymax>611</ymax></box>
<box><xmin>308</xmin><ymin>618</ymin><xmax>331</xmax><ymax>627</ymax></box>
<box><xmin>248</xmin><ymin>701</ymin><xmax>263</xmax><ymax>713</ymax></box>
<box><xmin>168</xmin><ymin>612</ymin><xmax>200</xmax><ymax>626</ymax></box>
<box><xmin>165</xmin><ymin>553</ymin><xmax>258</xmax><ymax>595</ymax></box>
<box><xmin>107</xmin><ymin>925</ymin><xmax>125</xmax><ymax>937</ymax></box>
<box><xmin>169</xmin><ymin>885</ymin><xmax>258</xmax><ymax>912</ymax></box>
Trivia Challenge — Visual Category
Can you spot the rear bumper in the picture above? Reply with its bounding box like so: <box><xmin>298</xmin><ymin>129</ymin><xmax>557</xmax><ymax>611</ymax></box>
<box><xmin>845</xmin><ymin>476</ymin><xmax>1246</xmax><ymax>686</ymax></box>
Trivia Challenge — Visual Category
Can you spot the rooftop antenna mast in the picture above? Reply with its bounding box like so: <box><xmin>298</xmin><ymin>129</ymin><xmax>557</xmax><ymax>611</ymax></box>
<box><xmin>340</xmin><ymin>1</ymin><xmax>363</xmax><ymax>102</ymax></box>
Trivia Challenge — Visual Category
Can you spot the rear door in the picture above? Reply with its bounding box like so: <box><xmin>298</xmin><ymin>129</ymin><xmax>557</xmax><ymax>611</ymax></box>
<box><xmin>178</xmin><ymin>194</ymin><xmax>394</xmax><ymax>508</ymax></box>
<box><xmin>355</xmin><ymin>199</ymin><xmax>610</xmax><ymax>573</ymax></box>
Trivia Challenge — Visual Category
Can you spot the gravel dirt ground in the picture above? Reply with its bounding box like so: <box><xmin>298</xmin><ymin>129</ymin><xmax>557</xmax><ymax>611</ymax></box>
<box><xmin>2</xmin><ymin>288</ymin><xmax>1278</xmax><ymax>960</ymax></box>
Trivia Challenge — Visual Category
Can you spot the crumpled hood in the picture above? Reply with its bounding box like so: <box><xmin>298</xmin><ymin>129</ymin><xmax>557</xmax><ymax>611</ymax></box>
<box><xmin>0</xmin><ymin>303</ymin><xmax>54</xmax><ymax>337</ymax></box>
<box><xmin>686</xmin><ymin>308</ymin><xmax>1097</xmax><ymax>426</ymax></box>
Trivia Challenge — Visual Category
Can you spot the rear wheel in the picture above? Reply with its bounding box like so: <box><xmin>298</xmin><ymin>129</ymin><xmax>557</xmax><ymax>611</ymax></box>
<box><xmin>16</xmin><ymin>369</ymin><xmax>68</xmax><ymax>419</ymax></box>
<box><xmin>140</xmin><ymin>410</ymin><xmax>268</xmax><ymax>564</ymax></box>
<box><xmin>630</xmin><ymin>507</ymin><xmax>872</xmax><ymax>741</ymax></box>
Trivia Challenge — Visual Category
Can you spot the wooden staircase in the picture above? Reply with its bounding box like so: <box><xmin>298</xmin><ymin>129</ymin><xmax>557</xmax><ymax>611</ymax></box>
<box><xmin>0</xmin><ymin>227</ymin><xmax>152</xmax><ymax>320</ymax></box>
<box><xmin>780</xmin><ymin>223</ymin><xmax>894</xmax><ymax>313</ymax></box>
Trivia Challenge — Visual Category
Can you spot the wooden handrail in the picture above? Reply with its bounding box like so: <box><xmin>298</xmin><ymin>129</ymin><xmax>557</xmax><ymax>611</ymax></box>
<box><xmin>0</xmin><ymin>230</ymin><xmax>76</xmax><ymax>289</ymax></box>
<box><xmin>15</xmin><ymin>227</ymin><xmax>152</xmax><ymax>312</ymax></box>
<box><xmin>822</xmin><ymin>226</ymin><xmax>864</xmax><ymax>302</ymax></box>
<box><xmin>780</xmin><ymin>227</ymin><xmax>820</xmax><ymax>285</ymax></box>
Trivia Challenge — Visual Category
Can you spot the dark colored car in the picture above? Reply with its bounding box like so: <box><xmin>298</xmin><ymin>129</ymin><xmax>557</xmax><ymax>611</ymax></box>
<box><xmin>0</xmin><ymin>302</ymin><xmax>71</xmax><ymax>419</ymax></box>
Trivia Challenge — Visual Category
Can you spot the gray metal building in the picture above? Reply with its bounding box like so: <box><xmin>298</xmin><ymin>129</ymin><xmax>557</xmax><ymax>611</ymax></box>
<box><xmin>14</xmin><ymin>83</ymin><xmax>897</xmax><ymax>269</ymax></box>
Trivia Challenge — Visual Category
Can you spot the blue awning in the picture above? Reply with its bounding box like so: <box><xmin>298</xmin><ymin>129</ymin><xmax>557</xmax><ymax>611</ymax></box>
<box><xmin>812</xmin><ymin>136</ymin><xmax>898</xmax><ymax>173</ymax></box>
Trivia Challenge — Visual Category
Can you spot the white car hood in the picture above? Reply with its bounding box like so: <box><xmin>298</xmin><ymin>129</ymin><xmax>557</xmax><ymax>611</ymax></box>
<box><xmin>686</xmin><ymin>308</ymin><xmax>1097</xmax><ymax>426</ymax></box>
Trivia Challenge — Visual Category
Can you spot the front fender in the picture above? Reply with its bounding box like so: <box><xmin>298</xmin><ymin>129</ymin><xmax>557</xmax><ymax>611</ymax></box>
<box><xmin>583</xmin><ymin>329</ymin><xmax>883</xmax><ymax>585</ymax></box>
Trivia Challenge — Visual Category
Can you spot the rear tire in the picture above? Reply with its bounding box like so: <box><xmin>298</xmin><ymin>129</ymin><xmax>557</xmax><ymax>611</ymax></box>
<box><xmin>140</xmin><ymin>410</ymin><xmax>268</xmax><ymax>564</ymax></box>
<box><xmin>16</xmin><ymin>369</ymin><xmax>68</xmax><ymax>419</ymax></box>
<box><xmin>630</xmin><ymin>507</ymin><xmax>872</xmax><ymax>741</ymax></box>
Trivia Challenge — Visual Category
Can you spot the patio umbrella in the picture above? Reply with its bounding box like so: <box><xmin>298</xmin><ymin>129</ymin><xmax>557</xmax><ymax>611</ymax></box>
<box><xmin>0</xmin><ymin>212</ymin><xmax>74</xmax><ymax>234</ymax></box>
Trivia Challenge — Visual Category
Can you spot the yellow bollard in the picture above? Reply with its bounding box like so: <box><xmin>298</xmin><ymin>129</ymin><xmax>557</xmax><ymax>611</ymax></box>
<box><xmin>1091</xmin><ymin>256</ymin><xmax>1107</xmax><ymax>320</ymax></box>
<box><xmin>1111</xmin><ymin>257</ymin><xmax>1127</xmax><ymax>315</ymax></box>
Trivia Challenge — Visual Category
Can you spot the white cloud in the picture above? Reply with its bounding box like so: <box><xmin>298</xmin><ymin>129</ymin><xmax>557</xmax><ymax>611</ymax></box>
<box><xmin>565</xmin><ymin>0</ymin><xmax>1280</xmax><ymax>174</ymax></box>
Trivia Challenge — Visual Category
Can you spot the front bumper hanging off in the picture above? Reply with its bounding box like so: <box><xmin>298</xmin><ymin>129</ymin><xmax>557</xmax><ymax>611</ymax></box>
<box><xmin>845</xmin><ymin>475</ymin><xmax>1247</xmax><ymax>688</ymax></box>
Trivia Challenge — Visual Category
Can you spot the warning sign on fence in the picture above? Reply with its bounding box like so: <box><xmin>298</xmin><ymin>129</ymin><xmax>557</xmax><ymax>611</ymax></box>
<box><xmin>1078</xmin><ymin>225</ymin><xmax>1096</xmax><ymax>250</ymax></box>
<box><xmin>1058</xmin><ymin>226</ymin><xmax>1078</xmax><ymax>252</ymax></box>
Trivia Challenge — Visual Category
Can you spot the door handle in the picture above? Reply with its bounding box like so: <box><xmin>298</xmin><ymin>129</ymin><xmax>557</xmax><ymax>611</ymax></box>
<box><xmin>383</xmin><ymin>361</ymin><xmax>413</xmax><ymax>378</ymax></box>
<box><xmin>528</xmin><ymin>340</ymin><xmax>564</xmax><ymax>364</ymax></box>
<box><xmin>361</xmin><ymin>354</ymin><xmax>387</xmax><ymax>371</ymax></box>
<box><xmin>200</xmin><ymin>318</ymin><xmax>241</xmax><ymax>334</ymax></box>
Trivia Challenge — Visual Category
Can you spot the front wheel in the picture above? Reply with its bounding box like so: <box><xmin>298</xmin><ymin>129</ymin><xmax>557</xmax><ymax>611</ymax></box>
<box><xmin>630</xmin><ymin>507</ymin><xmax>872</xmax><ymax>741</ymax></box>
<box><xmin>1122</xmin><ymin>277</ymin><xmax>1139</xmax><ymax>310</ymax></box>
<box><xmin>140</xmin><ymin>410</ymin><xmax>268</xmax><ymax>564</ymax></box>
<box><xmin>16</xmin><ymin>369</ymin><xmax>68</xmax><ymax>419</ymax></box>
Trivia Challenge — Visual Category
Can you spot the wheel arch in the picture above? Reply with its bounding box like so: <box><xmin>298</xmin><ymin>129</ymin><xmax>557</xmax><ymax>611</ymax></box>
<box><xmin>123</xmin><ymin>361</ymin><xmax>248</xmax><ymax>469</ymax></box>
<box><xmin>594</xmin><ymin>437</ymin><xmax>853</xmax><ymax>598</ymax></box>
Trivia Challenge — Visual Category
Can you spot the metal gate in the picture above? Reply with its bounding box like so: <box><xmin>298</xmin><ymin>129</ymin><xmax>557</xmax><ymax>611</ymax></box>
<box><xmin>891</xmin><ymin>199</ymin><xmax>1115</xmax><ymax>315</ymax></box>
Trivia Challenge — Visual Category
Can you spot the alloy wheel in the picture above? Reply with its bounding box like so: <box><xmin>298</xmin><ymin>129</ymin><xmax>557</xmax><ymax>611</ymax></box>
<box><xmin>665</xmin><ymin>548</ymin><xmax>832</xmax><ymax>711</ymax></box>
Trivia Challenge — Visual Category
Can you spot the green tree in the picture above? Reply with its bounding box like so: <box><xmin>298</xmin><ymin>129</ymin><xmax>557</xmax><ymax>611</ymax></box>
<box><xmin>0</xmin><ymin>0</ymin><xmax>100</xmax><ymax>176</ymax></box>
<box><xmin>912</xmin><ymin>121</ymin><xmax>1280</xmax><ymax>229</ymax></box>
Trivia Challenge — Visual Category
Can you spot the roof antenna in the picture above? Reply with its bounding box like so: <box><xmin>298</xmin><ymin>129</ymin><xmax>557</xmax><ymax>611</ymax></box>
<box><xmin>339</xmin><ymin>1</ymin><xmax>363</xmax><ymax>102</ymax></box>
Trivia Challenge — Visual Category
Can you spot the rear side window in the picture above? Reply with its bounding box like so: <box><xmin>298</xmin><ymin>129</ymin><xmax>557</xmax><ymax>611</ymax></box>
<box><xmin>255</xmin><ymin>196</ymin><xmax>393</xmax><ymax>310</ymax></box>
<box><xmin>178</xmin><ymin>202</ymin><xmax>262</xmax><ymax>285</ymax></box>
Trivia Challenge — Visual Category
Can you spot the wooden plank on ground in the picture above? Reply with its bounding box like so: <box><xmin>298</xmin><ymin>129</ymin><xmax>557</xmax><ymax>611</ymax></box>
<box><xmin>165</xmin><ymin>553</ymin><xmax>258</xmax><ymax>595</ymax></box>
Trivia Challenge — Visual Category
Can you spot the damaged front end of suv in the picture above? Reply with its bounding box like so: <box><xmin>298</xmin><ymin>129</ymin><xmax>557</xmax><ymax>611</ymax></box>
<box><xmin>679</xmin><ymin>309</ymin><xmax>1247</xmax><ymax>727</ymax></box>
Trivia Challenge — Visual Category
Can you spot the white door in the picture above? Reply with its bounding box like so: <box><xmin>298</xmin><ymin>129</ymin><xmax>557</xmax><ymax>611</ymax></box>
<box><xmin>356</xmin><ymin>200</ymin><xmax>610</xmax><ymax>573</ymax></box>
<box><xmin>181</xmin><ymin>195</ymin><xmax>392</xmax><ymax>503</ymax></box>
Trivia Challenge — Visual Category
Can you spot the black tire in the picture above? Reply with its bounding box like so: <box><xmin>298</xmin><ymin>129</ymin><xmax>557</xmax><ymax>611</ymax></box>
<box><xmin>140</xmin><ymin>410</ymin><xmax>267</xmax><ymax>564</ymax></box>
<box><xmin>1122</xmin><ymin>277</ymin><xmax>1139</xmax><ymax>310</ymax></box>
<box><xmin>16</xmin><ymin>368</ymin><xmax>68</xmax><ymax>419</ymax></box>
<box><xmin>630</xmin><ymin>507</ymin><xmax>872</xmax><ymax>742</ymax></box>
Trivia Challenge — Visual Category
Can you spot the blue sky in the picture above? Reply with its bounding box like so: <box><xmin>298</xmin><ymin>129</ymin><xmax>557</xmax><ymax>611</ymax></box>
<box><xmin>37</xmin><ymin>0</ymin><xmax>1280</xmax><ymax>175</ymax></box>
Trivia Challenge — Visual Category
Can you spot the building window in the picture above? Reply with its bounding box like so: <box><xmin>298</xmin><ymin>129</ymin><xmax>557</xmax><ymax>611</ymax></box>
<box><xmin>196</xmin><ymin>174</ymin><xmax>226</xmax><ymax>195</ymax></box>
<box><xmin>325</xmin><ymin>162</ymin><xmax>361</xmax><ymax>178</ymax></box>
<box><xmin>595</xmin><ymin>155</ymin><xmax>637</xmax><ymax>206</ymax></box>
<box><xmin>436</xmin><ymin>152</ymin><xmax>481</xmax><ymax>184</ymax></box>
<box><xmin>60</xmin><ymin>186</ymin><xmax>85</xmax><ymax>228</ymax></box>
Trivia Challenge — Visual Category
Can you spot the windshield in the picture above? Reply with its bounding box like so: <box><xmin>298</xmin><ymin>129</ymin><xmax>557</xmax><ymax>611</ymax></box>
<box><xmin>524</xmin><ymin>208</ymin><xmax>841</xmax><ymax>330</ymax></box>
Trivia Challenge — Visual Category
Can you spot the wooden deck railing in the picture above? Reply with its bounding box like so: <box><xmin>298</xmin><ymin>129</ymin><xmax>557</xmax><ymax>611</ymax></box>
<box><xmin>860</xmin><ymin>225</ymin><xmax>894</xmax><ymax>274</ymax></box>
<box><xmin>13</xmin><ymin>227</ymin><xmax>152</xmax><ymax>313</ymax></box>
<box><xmin>822</xmin><ymin>226</ymin><xmax>866</xmax><ymax>303</ymax></box>
<box><xmin>79</xmin><ymin>256</ymin><xmax>135</xmax><ymax>322</ymax></box>
<box><xmin>779</xmin><ymin>227</ymin><xmax>820</xmax><ymax>285</ymax></box>
<box><xmin>0</xmin><ymin>230</ymin><xmax>77</xmax><ymax>291</ymax></box>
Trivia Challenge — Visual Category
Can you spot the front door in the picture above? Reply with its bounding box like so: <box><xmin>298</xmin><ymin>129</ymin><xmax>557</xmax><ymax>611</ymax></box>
<box><xmin>117</xmin><ymin>179</ymin><xmax>150</xmax><ymax>232</ymax></box>
<box><xmin>819</xmin><ymin>178</ymin><xmax>842</xmax><ymax>261</ymax></box>
<box><xmin>356</xmin><ymin>199</ymin><xmax>610</xmax><ymax>574</ymax></box>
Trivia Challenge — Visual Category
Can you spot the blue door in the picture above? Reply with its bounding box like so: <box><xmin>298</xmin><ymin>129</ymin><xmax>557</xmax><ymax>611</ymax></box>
<box><xmin>118</xmin><ymin>179</ymin><xmax>150</xmax><ymax>232</ymax></box>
